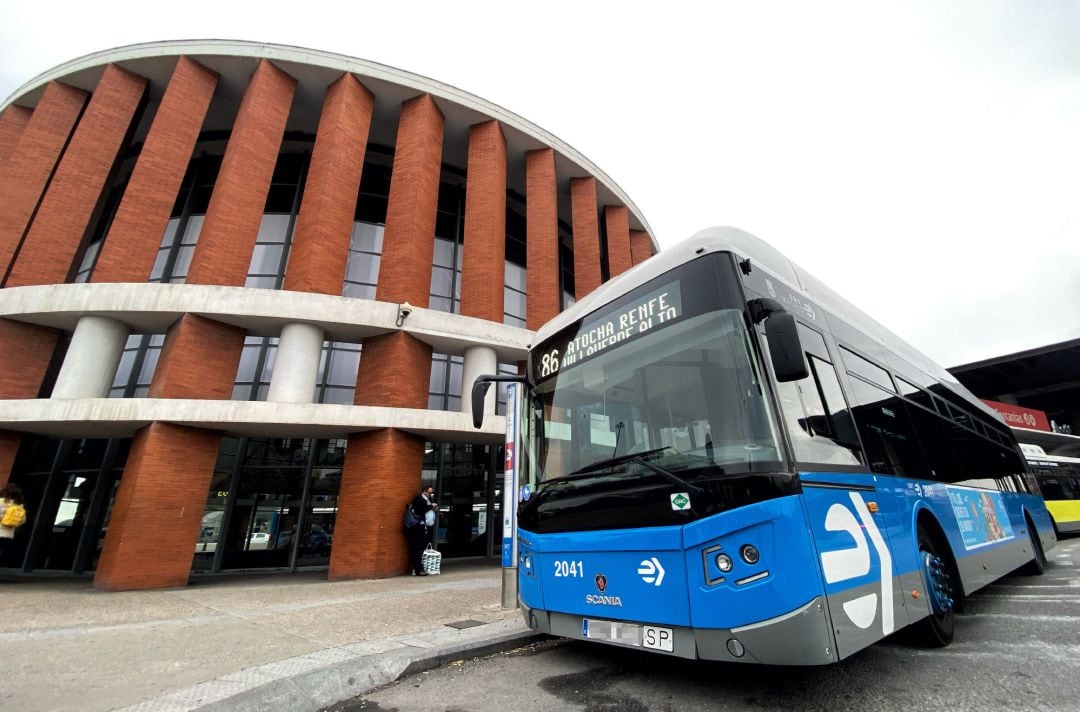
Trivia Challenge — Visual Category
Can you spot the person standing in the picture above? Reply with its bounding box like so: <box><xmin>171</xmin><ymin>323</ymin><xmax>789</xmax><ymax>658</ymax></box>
<box><xmin>0</xmin><ymin>483</ymin><xmax>27</xmax><ymax>567</ymax></box>
<box><xmin>408</xmin><ymin>485</ymin><xmax>437</xmax><ymax>576</ymax></box>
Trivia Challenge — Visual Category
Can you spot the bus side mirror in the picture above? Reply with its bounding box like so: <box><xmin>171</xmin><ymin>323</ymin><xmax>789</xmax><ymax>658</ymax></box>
<box><xmin>470</xmin><ymin>373</ymin><xmax>529</xmax><ymax>429</ymax></box>
<box><xmin>749</xmin><ymin>298</ymin><xmax>809</xmax><ymax>383</ymax></box>
<box><xmin>765</xmin><ymin>310</ymin><xmax>809</xmax><ymax>382</ymax></box>
<box><xmin>471</xmin><ymin>377</ymin><xmax>495</xmax><ymax>429</ymax></box>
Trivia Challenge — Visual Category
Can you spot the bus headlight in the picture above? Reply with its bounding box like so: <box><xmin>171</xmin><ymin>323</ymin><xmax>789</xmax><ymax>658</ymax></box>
<box><xmin>715</xmin><ymin>553</ymin><xmax>734</xmax><ymax>573</ymax></box>
<box><xmin>740</xmin><ymin>544</ymin><xmax>760</xmax><ymax>565</ymax></box>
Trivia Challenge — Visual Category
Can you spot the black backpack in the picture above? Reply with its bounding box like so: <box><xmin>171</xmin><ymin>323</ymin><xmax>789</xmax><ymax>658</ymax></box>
<box><xmin>403</xmin><ymin>502</ymin><xmax>421</xmax><ymax>529</ymax></box>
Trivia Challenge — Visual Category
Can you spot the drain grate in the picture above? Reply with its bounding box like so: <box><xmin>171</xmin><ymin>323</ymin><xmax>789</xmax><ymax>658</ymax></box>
<box><xmin>445</xmin><ymin>619</ymin><xmax>485</xmax><ymax>630</ymax></box>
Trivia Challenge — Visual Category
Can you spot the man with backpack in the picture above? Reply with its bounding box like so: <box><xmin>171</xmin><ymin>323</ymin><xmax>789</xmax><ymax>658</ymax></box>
<box><xmin>405</xmin><ymin>485</ymin><xmax>437</xmax><ymax>576</ymax></box>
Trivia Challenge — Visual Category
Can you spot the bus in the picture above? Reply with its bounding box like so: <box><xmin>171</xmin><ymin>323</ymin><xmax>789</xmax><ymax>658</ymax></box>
<box><xmin>473</xmin><ymin>227</ymin><xmax>1055</xmax><ymax>665</ymax></box>
<box><xmin>1021</xmin><ymin>443</ymin><xmax>1080</xmax><ymax>535</ymax></box>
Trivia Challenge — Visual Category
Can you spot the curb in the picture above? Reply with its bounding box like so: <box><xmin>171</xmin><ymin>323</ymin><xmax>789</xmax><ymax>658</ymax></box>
<box><xmin>114</xmin><ymin>619</ymin><xmax>544</xmax><ymax>712</ymax></box>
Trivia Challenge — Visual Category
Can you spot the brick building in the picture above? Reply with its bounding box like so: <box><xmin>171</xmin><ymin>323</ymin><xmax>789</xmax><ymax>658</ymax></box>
<box><xmin>0</xmin><ymin>41</ymin><xmax>656</xmax><ymax>590</ymax></box>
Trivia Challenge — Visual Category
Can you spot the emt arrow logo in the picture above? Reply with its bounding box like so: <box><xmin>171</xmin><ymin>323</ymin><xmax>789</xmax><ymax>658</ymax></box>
<box><xmin>637</xmin><ymin>557</ymin><xmax>665</xmax><ymax>586</ymax></box>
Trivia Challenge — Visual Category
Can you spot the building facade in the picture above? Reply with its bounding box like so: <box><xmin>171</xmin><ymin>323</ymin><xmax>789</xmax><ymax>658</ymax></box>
<box><xmin>0</xmin><ymin>41</ymin><xmax>656</xmax><ymax>590</ymax></box>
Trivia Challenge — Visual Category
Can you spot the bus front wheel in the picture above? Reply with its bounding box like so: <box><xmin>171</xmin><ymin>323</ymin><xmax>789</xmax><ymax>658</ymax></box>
<box><xmin>913</xmin><ymin>524</ymin><xmax>956</xmax><ymax>647</ymax></box>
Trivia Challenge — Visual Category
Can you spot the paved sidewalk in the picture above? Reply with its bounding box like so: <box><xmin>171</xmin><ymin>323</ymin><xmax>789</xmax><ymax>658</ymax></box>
<box><xmin>0</xmin><ymin>560</ymin><xmax>540</xmax><ymax>711</ymax></box>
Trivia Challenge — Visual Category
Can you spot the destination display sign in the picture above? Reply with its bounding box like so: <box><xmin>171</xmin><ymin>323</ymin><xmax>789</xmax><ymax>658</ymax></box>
<box><xmin>532</xmin><ymin>281</ymin><xmax>684</xmax><ymax>385</ymax></box>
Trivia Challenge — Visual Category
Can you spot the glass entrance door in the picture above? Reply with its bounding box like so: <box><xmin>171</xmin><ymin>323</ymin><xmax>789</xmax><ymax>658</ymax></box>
<box><xmin>428</xmin><ymin>443</ymin><xmax>499</xmax><ymax>559</ymax></box>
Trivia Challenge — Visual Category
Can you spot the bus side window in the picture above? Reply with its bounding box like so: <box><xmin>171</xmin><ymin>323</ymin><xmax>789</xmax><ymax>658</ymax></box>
<box><xmin>902</xmin><ymin>400</ymin><xmax>963</xmax><ymax>482</ymax></box>
<box><xmin>773</xmin><ymin>352</ymin><xmax>862</xmax><ymax>468</ymax></box>
<box><xmin>846</xmin><ymin>376</ymin><xmax>931</xmax><ymax>478</ymax></box>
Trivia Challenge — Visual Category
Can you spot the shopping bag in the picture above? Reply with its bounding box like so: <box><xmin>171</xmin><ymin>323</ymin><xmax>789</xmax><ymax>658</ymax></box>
<box><xmin>422</xmin><ymin>543</ymin><xmax>442</xmax><ymax>575</ymax></box>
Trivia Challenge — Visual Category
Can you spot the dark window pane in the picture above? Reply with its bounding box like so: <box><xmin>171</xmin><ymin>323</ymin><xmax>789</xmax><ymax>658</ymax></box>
<box><xmin>264</xmin><ymin>184</ymin><xmax>296</xmax><ymax>213</ymax></box>
<box><xmin>847</xmin><ymin>378</ymin><xmax>929</xmax><ymax>478</ymax></box>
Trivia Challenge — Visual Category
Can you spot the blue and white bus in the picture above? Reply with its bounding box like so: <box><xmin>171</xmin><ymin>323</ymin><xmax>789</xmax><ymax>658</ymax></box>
<box><xmin>474</xmin><ymin>227</ymin><xmax>1055</xmax><ymax>665</ymax></box>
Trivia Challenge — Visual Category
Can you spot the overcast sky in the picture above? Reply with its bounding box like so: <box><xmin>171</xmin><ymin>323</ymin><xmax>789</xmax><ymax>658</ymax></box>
<box><xmin>2</xmin><ymin>1</ymin><xmax>1077</xmax><ymax>369</ymax></box>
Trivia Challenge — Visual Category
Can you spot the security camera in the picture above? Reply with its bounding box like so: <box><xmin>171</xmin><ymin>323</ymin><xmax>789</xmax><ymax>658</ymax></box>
<box><xmin>396</xmin><ymin>302</ymin><xmax>414</xmax><ymax>326</ymax></box>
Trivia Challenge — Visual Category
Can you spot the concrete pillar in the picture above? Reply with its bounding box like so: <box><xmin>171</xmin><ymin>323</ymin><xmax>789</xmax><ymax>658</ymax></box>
<box><xmin>570</xmin><ymin>177</ymin><xmax>602</xmax><ymax>299</ymax></box>
<box><xmin>51</xmin><ymin>316</ymin><xmax>129</xmax><ymax>398</ymax></box>
<box><xmin>266</xmin><ymin>322</ymin><xmax>324</xmax><ymax>403</ymax></box>
<box><xmin>461</xmin><ymin>345</ymin><xmax>498</xmax><ymax>418</ymax></box>
<box><xmin>93</xmin><ymin>56</ymin><xmax>219</xmax><ymax>283</ymax></box>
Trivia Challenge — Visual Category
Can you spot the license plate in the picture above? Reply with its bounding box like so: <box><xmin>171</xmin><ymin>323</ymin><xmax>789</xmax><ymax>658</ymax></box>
<box><xmin>582</xmin><ymin>618</ymin><xmax>674</xmax><ymax>652</ymax></box>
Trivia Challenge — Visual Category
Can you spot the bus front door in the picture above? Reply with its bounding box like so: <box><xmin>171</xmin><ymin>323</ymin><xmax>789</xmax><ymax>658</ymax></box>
<box><xmin>800</xmin><ymin>476</ymin><xmax>905</xmax><ymax>660</ymax></box>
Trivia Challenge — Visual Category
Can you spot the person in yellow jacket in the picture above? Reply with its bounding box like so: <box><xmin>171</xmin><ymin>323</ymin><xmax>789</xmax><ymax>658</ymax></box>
<box><xmin>0</xmin><ymin>482</ymin><xmax>27</xmax><ymax>567</ymax></box>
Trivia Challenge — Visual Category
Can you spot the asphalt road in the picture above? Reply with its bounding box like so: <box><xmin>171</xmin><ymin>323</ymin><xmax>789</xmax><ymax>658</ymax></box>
<box><xmin>330</xmin><ymin>537</ymin><xmax>1080</xmax><ymax>712</ymax></box>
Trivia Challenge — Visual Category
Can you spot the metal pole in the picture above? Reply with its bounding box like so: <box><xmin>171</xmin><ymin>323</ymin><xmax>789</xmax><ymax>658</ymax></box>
<box><xmin>500</xmin><ymin>382</ymin><xmax>522</xmax><ymax>609</ymax></box>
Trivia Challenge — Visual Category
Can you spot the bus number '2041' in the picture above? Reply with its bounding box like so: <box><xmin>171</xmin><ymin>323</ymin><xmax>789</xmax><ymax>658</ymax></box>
<box><xmin>554</xmin><ymin>560</ymin><xmax>584</xmax><ymax>577</ymax></box>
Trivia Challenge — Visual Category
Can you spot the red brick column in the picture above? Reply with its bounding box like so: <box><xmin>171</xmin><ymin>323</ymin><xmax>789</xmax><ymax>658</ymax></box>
<box><xmin>630</xmin><ymin>229</ymin><xmax>654</xmax><ymax>265</ymax></box>
<box><xmin>570</xmin><ymin>177</ymin><xmax>602</xmax><ymax>299</ymax></box>
<box><xmin>0</xmin><ymin>319</ymin><xmax>60</xmax><ymax>400</ymax></box>
<box><xmin>338</xmin><ymin>100</ymin><xmax>440</xmax><ymax>566</ymax></box>
<box><xmin>0</xmin><ymin>105</ymin><xmax>32</xmax><ymax>165</ymax></box>
<box><xmin>329</xmin><ymin>429</ymin><xmax>424</xmax><ymax>579</ymax></box>
<box><xmin>335</xmin><ymin>95</ymin><xmax>444</xmax><ymax>580</ymax></box>
<box><xmin>7</xmin><ymin>65</ymin><xmax>148</xmax><ymax>288</ymax></box>
<box><xmin>283</xmin><ymin>73</ymin><xmax>374</xmax><ymax>295</ymax></box>
<box><xmin>373</xmin><ymin>94</ymin><xmax>444</xmax><ymax>306</ymax></box>
<box><xmin>94</xmin><ymin>422</ymin><xmax>221</xmax><ymax>590</ymax></box>
<box><xmin>354</xmin><ymin>331</ymin><xmax>432</xmax><ymax>410</ymax></box>
<box><xmin>93</xmin><ymin>57</ymin><xmax>218</xmax><ymax>283</ymax></box>
<box><xmin>333</xmin><ymin>332</ymin><xmax>432</xmax><ymax>579</ymax></box>
<box><xmin>95</xmin><ymin>63</ymin><xmax>293</xmax><ymax>590</ymax></box>
<box><xmin>0</xmin><ymin>432</ymin><xmax>20</xmax><ymax>488</ymax></box>
<box><xmin>186</xmin><ymin>59</ymin><xmax>296</xmax><ymax>287</ymax></box>
<box><xmin>0</xmin><ymin>318</ymin><xmax>63</xmax><ymax>486</ymax></box>
<box><xmin>90</xmin><ymin>314</ymin><xmax>243</xmax><ymax>589</ymax></box>
<box><xmin>460</xmin><ymin>121</ymin><xmax>506</xmax><ymax>321</ymax></box>
<box><xmin>604</xmin><ymin>206</ymin><xmax>633</xmax><ymax>279</ymax></box>
<box><xmin>526</xmin><ymin>149</ymin><xmax>560</xmax><ymax>329</ymax></box>
<box><xmin>0</xmin><ymin>82</ymin><xmax>88</xmax><ymax>279</ymax></box>
<box><xmin>149</xmin><ymin>315</ymin><xmax>246</xmax><ymax>400</ymax></box>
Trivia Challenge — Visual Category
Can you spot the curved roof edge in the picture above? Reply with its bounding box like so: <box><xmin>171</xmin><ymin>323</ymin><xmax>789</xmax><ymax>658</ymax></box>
<box><xmin>1</xmin><ymin>39</ymin><xmax>655</xmax><ymax>249</ymax></box>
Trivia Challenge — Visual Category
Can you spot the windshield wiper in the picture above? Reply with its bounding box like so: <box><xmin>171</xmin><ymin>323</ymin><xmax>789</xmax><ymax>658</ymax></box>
<box><xmin>572</xmin><ymin>446</ymin><xmax>672</xmax><ymax>476</ymax></box>
<box><xmin>550</xmin><ymin>447</ymin><xmax>706</xmax><ymax>499</ymax></box>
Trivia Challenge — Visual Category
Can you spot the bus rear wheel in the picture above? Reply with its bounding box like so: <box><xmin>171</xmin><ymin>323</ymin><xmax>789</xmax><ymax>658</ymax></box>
<box><xmin>913</xmin><ymin>524</ymin><xmax>956</xmax><ymax>647</ymax></box>
<box><xmin>1020</xmin><ymin>518</ymin><xmax>1046</xmax><ymax>576</ymax></box>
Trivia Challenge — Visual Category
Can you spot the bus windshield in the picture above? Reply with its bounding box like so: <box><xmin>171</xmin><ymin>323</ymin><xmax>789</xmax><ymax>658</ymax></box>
<box><xmin>522</xmin><ymin>255</ymin><xmax>792</xmax><ymax>532</ymax></box>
